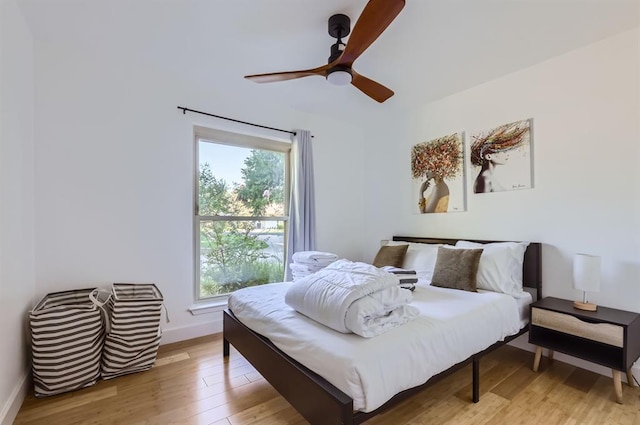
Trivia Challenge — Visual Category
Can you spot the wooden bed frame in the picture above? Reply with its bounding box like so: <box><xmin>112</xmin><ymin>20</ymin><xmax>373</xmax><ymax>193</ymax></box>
<box><xmin>223</xmin><ymin>237</ymin><xmax>542</xmax><ymax>425</ymax></box>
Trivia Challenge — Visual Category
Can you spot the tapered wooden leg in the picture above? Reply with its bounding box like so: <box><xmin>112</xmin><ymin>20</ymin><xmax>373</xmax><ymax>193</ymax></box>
<box><xmin>548</xmin><ymin>349</ymin><xmax>554</xmax><ymax>361</ymax></box>
<box><xmin>626</xmin><ymin>369</ymin><xmax>635</xmax><ymax>387</ymax></box>
<box><xmin>612</xmin><ymin>369</ymin><xmax>623</xmax><ymax>404</ymax></box>
<box><xmin>223</xmin><ymin>338</ymin><xmax>230</xmax><ymax>357</ymax></box>
<box><xmin>533</xmin><ymin>346</ymin><xmax>542</xmax><ymax>372</ymax></box>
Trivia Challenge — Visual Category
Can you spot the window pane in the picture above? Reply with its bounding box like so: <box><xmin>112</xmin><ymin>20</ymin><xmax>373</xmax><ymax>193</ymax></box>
<box><xmin>199</xmin><ymin>219</ymin><xmax>285</xmax><ymax>297</ymax></box>
<box><xmin>198</xmin><ymin>141</ymin><xmax>286</xmax><ymax>217</ymax></box>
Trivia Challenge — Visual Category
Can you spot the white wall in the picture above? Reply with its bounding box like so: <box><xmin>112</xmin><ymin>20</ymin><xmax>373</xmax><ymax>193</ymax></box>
<box><xmin>10</xmin><ymin>7</ymin><xmax>638</xmax><ymax>419</ymax></box>
<box><xmin>363</xmin><ymin>28</ymin><xmax>640</xmax><ymax>376</ymax></box>
<box><xmin>32</xmin><ymin>42</ymin><xmax>365</xmax><ymax>342</ymax></box>
<box><xmin>0</xmin><ymin>0</ymin><xmax>37</xmax><ymax>423</ymax></box>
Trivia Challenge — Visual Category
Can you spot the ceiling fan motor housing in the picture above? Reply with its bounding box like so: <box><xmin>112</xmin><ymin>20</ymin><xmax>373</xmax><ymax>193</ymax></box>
<box><xmin>328</xmin><ymin>14</ymin><xmax>351</xmax><ymax>39</ymax></box>
<box><xmin>328</xmin><ymin>14</ymin><xmax>350</xmax><ymax>63</ymax></box>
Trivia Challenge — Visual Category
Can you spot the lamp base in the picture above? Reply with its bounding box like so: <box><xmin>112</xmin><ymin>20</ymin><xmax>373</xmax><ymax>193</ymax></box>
<box><xmin>574</xmin><ymin>301</ymin><xmax>598</xmax><ymax>311</ymax></box>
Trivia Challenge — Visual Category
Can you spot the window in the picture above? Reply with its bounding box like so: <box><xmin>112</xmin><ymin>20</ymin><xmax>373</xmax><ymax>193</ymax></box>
<box><xmin>194</xmin><ymin>126</ymin><xmax>290</xmax><ymax>300</ymax></box>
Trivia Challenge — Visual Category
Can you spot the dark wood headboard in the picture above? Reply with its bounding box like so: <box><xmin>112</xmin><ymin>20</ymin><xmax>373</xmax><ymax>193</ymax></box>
<box><xmin>392</xmin><ymin>236</ymin><xmax>542</xmax><ymax>300</ymax></box>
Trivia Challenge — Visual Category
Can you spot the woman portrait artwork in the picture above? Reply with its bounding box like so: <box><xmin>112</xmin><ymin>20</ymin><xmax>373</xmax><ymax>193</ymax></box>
<box><xmin>411</xmin><ymin>133</ymin><xmax>465</xmax><ymax>214</ymax></box>
<box><xmin>470</xmin><ymin>119</ymin><xmax>532</xmax><ymax>194</ymax></box>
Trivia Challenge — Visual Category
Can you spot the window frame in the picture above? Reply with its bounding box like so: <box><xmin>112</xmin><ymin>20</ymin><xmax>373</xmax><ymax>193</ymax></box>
<box><xmin>193</xmin><ymin>125</ymin><xmax>291</xmax><ymax>303</ymax></box>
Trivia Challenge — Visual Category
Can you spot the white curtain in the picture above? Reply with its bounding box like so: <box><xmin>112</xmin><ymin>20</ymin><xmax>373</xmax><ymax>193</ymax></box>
<box><xmin>285</xmin><ymin>129</ymin><xmax>316</xmax><ymax>281</ymax></box>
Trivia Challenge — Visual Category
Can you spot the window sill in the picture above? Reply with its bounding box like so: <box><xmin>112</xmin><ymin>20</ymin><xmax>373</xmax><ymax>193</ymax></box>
<box><xmin>188</xmin><ymin>297</ymin><xmax>229</xmax><ymax>316</ymax></box>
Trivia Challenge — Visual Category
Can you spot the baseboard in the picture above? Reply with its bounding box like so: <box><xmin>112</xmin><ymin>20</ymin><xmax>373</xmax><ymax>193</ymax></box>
<box><xmin>0</xmin><ymin>371</ymin><xmax>30</xmax><ymax>425</ymax></box>
<box><xmin>160</xmin><ymin>318</ymin><xmax>223</xmax><ymax>345</ymax></box>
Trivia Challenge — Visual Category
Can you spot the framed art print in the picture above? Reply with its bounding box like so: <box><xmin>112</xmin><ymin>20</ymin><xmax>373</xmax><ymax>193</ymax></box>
<box><xmin>469</xmin><ymin>119</ymin><xmax>533</xmax><ymax>194</ymax></box>
<box><xmin>411</xmin><ymin>132</ymin><xmax>466</xmax><ymax>213</ymax></box>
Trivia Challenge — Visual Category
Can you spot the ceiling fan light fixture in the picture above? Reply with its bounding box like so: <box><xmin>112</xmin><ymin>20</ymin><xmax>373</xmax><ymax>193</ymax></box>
<box><xmin>327</xmin><ymin>69</ymin><xmax>352</xmax><ymax>86</ymax></box>
<box><xmin>244</xmin><ymin>0</ymin><xmax>405</xmax><ymax>102</ymax></box>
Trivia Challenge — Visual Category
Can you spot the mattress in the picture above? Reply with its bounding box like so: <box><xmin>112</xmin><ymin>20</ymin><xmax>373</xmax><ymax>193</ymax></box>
<box><xmin>228</xmin><ymin>282</ymin><xmax>528</xmax><ymax>413</ymax></box>
<box><xmin>517</xmin><ymin>288</ymin><xmax>534</xmax><ymax>328</ymax></box>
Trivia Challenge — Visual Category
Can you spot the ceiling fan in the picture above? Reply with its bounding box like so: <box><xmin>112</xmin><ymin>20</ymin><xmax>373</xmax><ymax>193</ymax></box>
<box><xmin>244</xmin><ymin>0</ymin><xmax>406</xmax><ymax>103</ymax></box>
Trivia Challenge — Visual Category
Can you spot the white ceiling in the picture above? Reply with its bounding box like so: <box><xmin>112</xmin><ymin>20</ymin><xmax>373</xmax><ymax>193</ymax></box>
<box><xmin>19</xmin><ymin>0</ymin><xmax>640</xmax><ymax>121</ymax></box>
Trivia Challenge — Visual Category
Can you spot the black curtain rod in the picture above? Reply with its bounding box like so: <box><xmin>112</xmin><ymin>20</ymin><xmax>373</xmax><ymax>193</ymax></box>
<box><xmin>177</xmin><ymin>106</ymin><xmax>312</xmax><ymax>138</ymax></box>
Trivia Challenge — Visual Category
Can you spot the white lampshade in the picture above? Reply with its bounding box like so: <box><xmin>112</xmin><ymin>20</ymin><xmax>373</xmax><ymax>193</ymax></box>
<box><xmin>573</xmin><ymin>254</ymin><xmax>601</xmax><ymax>292</ymax></box>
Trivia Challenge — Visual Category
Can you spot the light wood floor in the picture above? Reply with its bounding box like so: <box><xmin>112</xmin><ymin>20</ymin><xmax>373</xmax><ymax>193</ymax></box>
<box><xmin>14</xmin><ymin>334</ymin><xmax>640</xmax><ymax>425</ymax></box>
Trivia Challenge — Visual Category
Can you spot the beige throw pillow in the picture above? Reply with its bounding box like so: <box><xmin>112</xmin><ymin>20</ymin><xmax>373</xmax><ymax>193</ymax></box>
<box><xmin>431</xmin><ymin>247</ymin><xmax>483</xmax><ymax>292</ymax></box>
<box><xmin>372</xmin><ymin>244</ymin><xmax>409</xmax><ymax>268</ymax></box>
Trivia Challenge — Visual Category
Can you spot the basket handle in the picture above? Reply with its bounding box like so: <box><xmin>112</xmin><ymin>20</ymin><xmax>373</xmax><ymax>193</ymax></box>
<box><xmin>90</xmin><ymin>289</ymin><xmax>113</xmax><ymax>333</ymax></box>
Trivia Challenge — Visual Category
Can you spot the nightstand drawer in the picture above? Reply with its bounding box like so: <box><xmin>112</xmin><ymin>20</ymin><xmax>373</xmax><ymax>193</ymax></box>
<box><xmin>531</xmin><ymin>307</ymin><xmax>623</xmax><ymax>348</ymax></box>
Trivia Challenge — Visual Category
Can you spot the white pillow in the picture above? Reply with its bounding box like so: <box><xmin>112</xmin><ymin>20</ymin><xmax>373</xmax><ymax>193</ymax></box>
<box><xmin>386</xmin><ymin>241</ymin><xmax>443</xmax><ymax>282</ymax></box>
<box><xmin>454</xmin><ymin>240</ymin><xmax>529</xmax><ymax>296</ymax></box>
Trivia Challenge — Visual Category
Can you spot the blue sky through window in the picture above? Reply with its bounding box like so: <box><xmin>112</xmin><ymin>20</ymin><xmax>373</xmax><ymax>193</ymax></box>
<box><xmin>199</xmin><ymin>141</ymin><xmax>250</xmax><ymax>187</ymax></box>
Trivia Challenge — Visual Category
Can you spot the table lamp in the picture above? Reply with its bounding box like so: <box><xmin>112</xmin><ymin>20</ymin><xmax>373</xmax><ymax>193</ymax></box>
<box><xmin>573</xmin><ymin>254</ymin><xmax>601</xmax><ymax>311</ymax></box>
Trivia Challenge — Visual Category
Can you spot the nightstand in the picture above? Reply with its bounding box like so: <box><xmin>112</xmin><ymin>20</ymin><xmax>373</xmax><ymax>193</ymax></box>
<box><xmin>529</xmin><ymin>297</ymin><xmax>640</xmax><ymax>403</ymax></box>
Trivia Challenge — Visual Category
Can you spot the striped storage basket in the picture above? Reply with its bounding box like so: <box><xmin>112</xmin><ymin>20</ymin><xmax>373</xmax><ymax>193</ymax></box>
<box><xmin>101</xmin><ymin>283</ymin><xmax>164</xmax><ymax>379</ymax></box>
<box><xmin>30</xmin><ymin>288</ymin><xmax>108</xmax><ymax>397</ymax></box>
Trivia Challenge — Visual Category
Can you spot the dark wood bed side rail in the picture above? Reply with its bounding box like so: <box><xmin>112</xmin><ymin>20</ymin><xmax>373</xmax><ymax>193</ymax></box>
<box><xmin>223</xmin><ymin>310</ymin><xmax>354</xmax><ymax>425</ymax></box>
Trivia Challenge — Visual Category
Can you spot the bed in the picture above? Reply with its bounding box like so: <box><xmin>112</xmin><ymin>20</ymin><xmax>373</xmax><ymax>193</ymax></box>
<box><xmin>223</xmin><ymin>236</ymin><xmax>542</xmax><ymax>425</ymax></box>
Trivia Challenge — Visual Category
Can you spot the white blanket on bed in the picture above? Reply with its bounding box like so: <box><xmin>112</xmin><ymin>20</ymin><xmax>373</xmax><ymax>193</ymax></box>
<box><xmin>285</xmin><ymin>260</ymin><xmax>419</xmax><ymax>337</ymax></box>
<box><xmin>229</xmin><ymin>282</ymin><xmax>523</xmax><ymax>412</ymax></box>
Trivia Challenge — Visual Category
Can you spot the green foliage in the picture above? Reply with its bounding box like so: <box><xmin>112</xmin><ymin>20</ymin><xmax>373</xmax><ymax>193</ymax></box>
<box><xmin>199</xmin><ymin>163</ymin><xmax>246</xmax><ymax>216</ymax></box>
<box><xmin>200</xmin><ymin>258</ymin><xmax>284</xmax><ymax>297</ymax></box>
<box><xmin>199</xmin><ymin>220</ymin><xmax>284</xmax><ymax>296</ymax></box>
<box><xmin>237</xmin><ymin>150</ymin><xmax>285</xmax><ymax>216</ymax></box>
<box><xmin>198</xmin><ymin>159</ymin><xmax>285</xmax><ymax>298</ymax></box>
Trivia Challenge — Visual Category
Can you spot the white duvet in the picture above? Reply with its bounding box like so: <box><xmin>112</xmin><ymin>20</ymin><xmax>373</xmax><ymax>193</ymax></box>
<box><xmin>285</xmin><ymin>260</ymin><xmax>419</xmax><ymax>337</ymax></box>
<box><xmin>228</xmin><ymin>282</ymin><xmax>523</xmax><ymax>413</ymax></box>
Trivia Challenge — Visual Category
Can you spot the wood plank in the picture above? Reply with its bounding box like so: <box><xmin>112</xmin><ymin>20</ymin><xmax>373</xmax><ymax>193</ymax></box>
<box><xmin>405</xmin><ymin>394</ymin><xmax>468</xmax><ymax>424</ymax></box>
<box><xmin>155</xmin><ymin>352</ymin><xmax>191</xmax><ymax>367</ymax></box>
<box><xmin>13</xmin><ymin>336</ymin><xmax>640</xmax><ymax>425</ymax></box>
<box><xmin>453</xmin><ymin>346</ymin><xmax>530</xmax><ymax>401</ymax></box>
<box><xmin>441</xmin><ymin>392</ymin><xmax>509</xmax><ymax>425</ymax></box>
<box><xmin>490</xmin><ymin>362</ymin><xmax>540</xmax><ymax>400</ymax></box>
<box><xmin>227</xmin><ymin>396</ymin><xmax>291</xmax><ymax>425</ymax></box>
<box><xmin>564</xmin><ymin>368</ymin><xmax>600</xmax><ymax>393</ymax></box>
<box><xmin>13</xmin><ymin>386</ymin><xmax>117</xmax><ymax>424</ymax></box>
<box><xmin>363</xmin><ymin>399</ymin><xmax>425</xmax><ymax>425</ymax></box>
<box><xmin>244</xmin><ymin>371</ymin><xmax>263</xmax><ymax>382</ymax></box>
<box><xmin>202</xmin><ymin>364</ymin><xmax>256</xmax><ymax>387</ymax></box>
<box><xmin>138</xmin><ymin>379</ymin><xmax>277</xmax><ymax>425</ymax></box>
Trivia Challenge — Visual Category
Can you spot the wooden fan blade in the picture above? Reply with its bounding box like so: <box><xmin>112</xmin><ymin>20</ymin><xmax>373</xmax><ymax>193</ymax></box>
<box><xmin>245</xmin><ymin>64</ymin><xmax>330</xmax><ymax>83</ymax></box>
<box><xmin>351</xmin><ymin>70</ymin><xmax>394</xmax><ymax>103</ymax></box>
<box><xmin>338</xmin><ymin>0</ymin><xmax>405</xmax><ymax>66</ymax></box>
